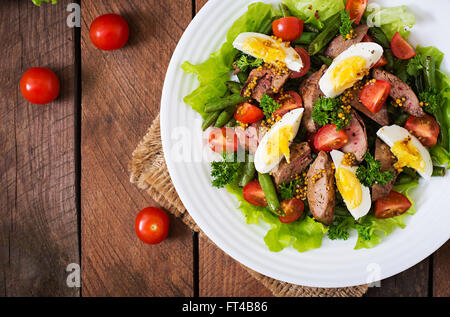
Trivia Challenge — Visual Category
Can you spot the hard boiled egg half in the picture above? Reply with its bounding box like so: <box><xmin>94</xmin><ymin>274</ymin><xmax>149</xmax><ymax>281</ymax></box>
<box><xmin>330</xmin><ymin>150</ymin><xmax>371</xmax><ymax>219</ymax></box>
<box><xmin>377</xmin><ymin>125</ymin><xmax>433</xmax><ymax>179</ymax></box>
<box><xmin>254</xmin><ymin>108</ymin><xmax>304</xmax><ymax>173</ymax></box>
<box><xmin>233</xmin><ymin>32</ymin><xmax>303</xmax><ymax>72</ymax></box>
<box><xmin>319</xmin><ymin>42</ymin><xmax>383</xmax><ymax>98</ymax></box>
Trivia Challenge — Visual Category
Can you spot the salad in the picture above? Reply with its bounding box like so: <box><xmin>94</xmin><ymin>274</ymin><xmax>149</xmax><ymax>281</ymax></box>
<box><xmin>182</xmin><ymin>0</ymin><xmax>450</xmax><ymax>253</ymax></box>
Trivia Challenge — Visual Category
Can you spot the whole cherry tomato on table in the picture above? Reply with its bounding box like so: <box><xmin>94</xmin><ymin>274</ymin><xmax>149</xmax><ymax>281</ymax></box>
<box><xmin>90</xmin><ymin>14</ymin><xmax>130</xmax><ymax>51</ymax></box>
<box><xmin>20</xmin><ymin>67</ymin><xmax>60</xmax><ymax>105</ymax></box>
<box><xmin>135</xmin><ymin>207</ymin><xmax>170</xmax><ymax>245</ymax></box>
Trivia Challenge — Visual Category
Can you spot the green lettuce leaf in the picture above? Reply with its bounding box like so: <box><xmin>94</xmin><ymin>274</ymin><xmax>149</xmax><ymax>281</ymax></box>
<box><xmin>32</xmin><ymin>0</ymin><xmax>58</xmax><ymax>6</ymax></box>
<box><xmin>226</xmin><ymin>181</ymin><xmax>326</xmax><ymax>253</ymax></box>
<box><xmin>367</xmin><ymin>5</ymin><xmax>415</xmax><ymax>40</ymax></box>
<box><xmin>182</xmin><ymin>3</ymin><xmax>277</xmax><ymax>118</ymax></box>
<box><xmin>282</xmin><ymin>0</ymin><xmax>344</xmax><ymax>29</ymax></box>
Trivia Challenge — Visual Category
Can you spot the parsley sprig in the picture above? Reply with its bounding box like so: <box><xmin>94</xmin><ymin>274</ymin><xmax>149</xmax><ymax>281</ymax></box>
<box><xmin>235</xmin><ymin>55</ymin><xmax>264</xmax><ymax>72</ymax></box>
<box><xmin>312</xmin><ymin>97</ymin><xmax>351</xmax><ymax>130</ymax></box>
<box><xmin>260</xmin><ymin>94</ymin><xmax>281</xmax><ymax>118</ymax></box>
<box><xmin>211</xmin><ymin>153</ymin><xmax>243</xmax><ymax>188</ymax></box>
<box><xmin>339</xmin><ymin>10</ymin><xmax>355</xmax><ymax>39</ymax></box>
<box><xmin>327</xmin><ymin>216</ymin><xmax>353</xmax><ymax>240</ymax></box>
<box><xmin>278</xmin><ymin>177</ymin><xmax>305</xmax><ymax>201</ymax></box>
<box><xmin>356</xmin><ymin>152</ymin><xmax>395</xmax><ymax>187</ymax></box>
<box><xmin>419</xmin><ymin>87</ymin><xmax>442</xmax><ymax>116</ymax></box>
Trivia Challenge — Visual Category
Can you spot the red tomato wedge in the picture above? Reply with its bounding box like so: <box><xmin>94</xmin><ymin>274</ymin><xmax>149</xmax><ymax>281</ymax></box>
<box><xmin>391</xmin><ymin>32</ymin><xmax>416</xmax><ymax>60</ymax></box>
<box><xmin>135</xmin><ymin>207</ymin><xmax>170</xmax><ymax>245</ymax></box>
<box><xmin>404</xmin><ymin>114</ymin><xmax>440</xmax><ymax>147</ymax></box>
<box><xmin>279</xmin><ymin>198</ymin><xmax>304</xmax><ymax>223</ymax></box>
<box><xmin>289</xmin><ymin>47</ymin><xmax>311</xmax><ymax>78</ymax></box>
<box><xmin>360</xmin><ymin>80</ymin><xmax>391</xmax><ymax>113</ymax></box>
<box><xmin>234</xmin><ymin>102</ymin><xmax>264</xmax><ymax>124</ymax></box>
<box><xmin>243</xmin><ymin>180</ymin><xmax>268</xmax><ymax>207</ymax></box>
<box><xmin>345</xmin><ymin>0</ymin><xmax>368</xmax><ymax>24</ymax></box>
<box><xmin>361</xmin><ymin>34</ymin><xmax>387</xmax><ymax>67</ymax></box>
<box><xmin>374</xmin><ymin>190</ymin><xmax>412</xmax><ymax>219</ymax></box>
<box><xmin>208</xmin><ymin>128</ymin><xmax>238</xmax><ymax>153</ymax></box>
<box><xmin>314</xmin><ymin>124</ymin><xmax>349</xmax><ymax>152</ymax></box>
<box><xmin>20</xmin><ymin>67</ymin><xmax>60</xmax><ymax>105</ymax></box>
<box><xmin>273</xmin><ymin>91</ymin><xmax>303</xmax><ymax>118</ymax></box>
<box><xmin>272</xmin><ymin>17</ymin><xmax>304</xmax><ymax>42</ymax></box>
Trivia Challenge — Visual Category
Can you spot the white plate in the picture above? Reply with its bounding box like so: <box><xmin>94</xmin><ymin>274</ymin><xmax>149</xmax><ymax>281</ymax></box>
<box><xmin>161</xmin><ymin>0</ymin><xmax>450</xmax><ymax>287</ymax></box>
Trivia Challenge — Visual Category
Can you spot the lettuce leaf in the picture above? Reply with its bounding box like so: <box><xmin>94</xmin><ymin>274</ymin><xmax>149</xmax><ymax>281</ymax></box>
<box><xmin>182</xmin><ymin>3</ymin><xmax>277</xmax><ymax>118</ymax></box>
<box><xmin>282</xmin><ymin>0</ymin><xmax>344</xmax><ymax>29</ymax></box>
<box><xmin>226</xmin><ymin>181</ymin><xmax>326</xmax><ymax>253</ymax></box>
<box><xmin>366</xmin><ymin>5</ymin><xmax>415</xmax><ymax>40</ymax></box>
<box><xmin>32</xmin><ymin>0</ymin><xmax>58</xmax><ymax>5</ymax></box>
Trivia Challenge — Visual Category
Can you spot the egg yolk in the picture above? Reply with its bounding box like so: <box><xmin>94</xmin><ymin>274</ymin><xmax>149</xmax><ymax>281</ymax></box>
<box><xmin>330</xmin><ymin>56</ymin><xmax>366</xmax><ymax>92</ymax></box>
<box><xmin>243</xmin><ymin>37</ymin><xmax>286</xmax><ymax>64</ymax></box>
<box><xmin>335</xmin><ymin>167</ymin><xmax>363</xmax><ymax>209</ymax></box>
<box><xmin>264</xmin><ymin>125</ymin><xmax>293</xmax><ymax>165</ymax></box>
<box><xmin>391</xmin><ymin>137</ymin><xmax>425</xmax><ymax>172</ymax></box>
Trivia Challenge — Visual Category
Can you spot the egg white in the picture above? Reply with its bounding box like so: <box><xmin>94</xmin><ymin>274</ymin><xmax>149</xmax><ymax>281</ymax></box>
<box><xmin>319</xmin><ymin>42</ymin><xmax>384</xmax><ymax>98</ymax></box>
<box><xmin>377</xmin><ymin>125</ymin><xmax>433</xmax><ymax>179</ymax></box>
<box><xmin>233</xmin><ymin>32</ymin><xmax>303</xmax><ymax>72</ymax></box>
<box><xmin>330</xmin><ymin>150</ymin><xmax>372</xmax><ymax>219</ymax></box>
<box><xmin>254</xmin><ymin>108</ymin><xmax>304</xmax><ymax>174</ymax></box>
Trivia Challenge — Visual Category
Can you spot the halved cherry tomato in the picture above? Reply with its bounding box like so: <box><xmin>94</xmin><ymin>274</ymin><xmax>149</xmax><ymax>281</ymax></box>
<box><xmin>391</xmin><ymin>32</ymin><xmax>416</xmax><ymax>60</ymax></box>
<box><xmin>135</xmin><ymin>207</ymin><xmax>170</xmax><ymax>245</ymax></box>
<box><xmin>289</xmin><ymin>47</ymin><xmax>311</xmax><ymax>78</ymax></box>
<box><xmin>20</xmin><ymin>67</ymin><xmax>60</xmax><ymax>105</ymax></box>
<box><xmin>345</xmin><ymin>0</ymin><xmax>368</xmax><ymax>24</ymax></box>
<box><xmin>234</xmin><ymin>102</ymin><xmax>264</xmax><ymax>124</ymax></box>
<box><xmin>374</xmin><ymin>190</ymin><xmax>411</xmax><ymax>219</ymax></box>
<box><xmin>314</xmin><ymin>124</ymin><xmax>349</xmax><ymax>152</ymax></box>
<box><xmin>361</xmin><ymin>35</ymin><xmax>388</xmax><ymax>67</ymax></box>
<box><xmin>273</xmin><ymin>91</ymin><xmax>303</xmax><ymax>118</ymax></box>
<box><xmin>404</xmin><ymin>114</ymin><xmax>440</xmax><ymax>147</ymax></box>
<box><xmin>279</xmin><ymin>198</ymin><xmax>304</xmax><ymax>223</ymax></box>
<box><xmin>243</xmin><ymin>180</ymin><xmax>268</xmax><ymax>207</ymax></box>
<box><xmin>90</xmin><ymin>14</ymin><xmax>129</xmax><ymax>51</ymax></box>
<box><xmin>272</xmin><ymin>17</ymin><xmax>304</xmax><ymax>42</ymax></box>
<box><xmin>208</xmin><ymin>128</ymin><xmax>238</xmax><ymax>153</ymax></box>
<box><xmin>360</xmin><ymin>79</ymin><xmax>391</xmax><ymax>113</ymax></box>
<box><xmin>306</xmin><ymin>132</ymin><xmax>319</xmax><ymax>153</ymax></box>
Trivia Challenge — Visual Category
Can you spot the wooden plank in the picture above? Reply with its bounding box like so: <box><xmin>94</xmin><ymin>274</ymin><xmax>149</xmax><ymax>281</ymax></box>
<box><xmin>0</xmin><ymin>0</ymin><xmax>79</xmax><ymax>296</ymax></box>
<box><xmin>81</xmin><ymin>0</ymin><xmax>194</xmax><ymax>296</ymax></box>
<box><xmin>365</xmin><ymin>257</ymin><xmax>430</xmax><ymax>297</ymax></box>
<box><xmin>433</xmin><ymin>241</ymin><xmax>450</xmax><ymax>297</ymax></box>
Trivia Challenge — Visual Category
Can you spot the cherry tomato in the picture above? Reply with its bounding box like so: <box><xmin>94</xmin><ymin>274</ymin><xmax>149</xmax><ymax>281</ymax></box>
<box><xmin>404</xmin><ymin>114</ymin><xmax>440</xmax><ymax>147</ymax></box>
<box><xmin>273</xmin><ymin>91</ymin><xmax>303</xmax><ymax>118</ymax></box>
<box><xmin>243</xmin><ymin>180</ymin><xmax>268</xmax><ymax>207</ymax></box>
<box><xmin>135</xmin><ymin>207</ymin><xmax>170</xmax><ymax>245</ymax></box>
<box><xmin>208</xmin><ymin>128</ymin><xmax>238</xmax><ymax>153</ymax></box>
<box><xmin>374</xmin><ymin>190</ymin><xmax>411</xmax><ymax>219</ymax></box>
<box><xmin>19</xmin><ymin>67</ymin><xmax>60</xmax><ymax>105</ymax></box>
<box><xmin>361</xmin><ymin>35</ymin><xmax>388</xmax><ymax>67</ymax></box>
<box><xmin>279</xmin><ymin>198</ymin><xmax>304</xmax><ymax>223</ymax></box>
<box><xmin>390</xmin><ymin>32</ymin><xmax>416</xmax><ymax>60</ymax></box>
<box><xmin>360</xmin><ymin>79</ymin><xmax>391</xmax><ymax>113</ymax></box>
<box><xmin>234</xmin><ymin>102</ymin><xmax>264</xmax><ymax>124</ymax></box>
<box><xmin>90</xmin><ymin>14</ymin><xmax>130</xmax><ymax>51</ymax></box>
<box><xmin>289</xmin><ymin>47</ymin><xmax>311</xmax><ymax>78</ymax></box>
<box><xmin>314</xmin><ymin>124</ymin><xmax>349</xmax><ymax>152</ymax></box>
<box><xmin>272</xmin><ymin>17</ymin><xmax>304</xmax><ymax>42</ymax></box>
<box><xmin>306</xmin><ymin>132</ymin><xmax>319</xmax><ymax>153</ymax></box>
<box><xmin>345</xmin><ymin>0</ymin><xmax>368</xmax><ymax>24</ymax></box>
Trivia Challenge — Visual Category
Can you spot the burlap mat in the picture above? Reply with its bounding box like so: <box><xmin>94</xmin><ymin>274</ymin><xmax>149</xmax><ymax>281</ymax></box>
<box><xmin>129</xmin><ymin>114</ymin><xmax>369</xmax><ymax>297</ymax></box>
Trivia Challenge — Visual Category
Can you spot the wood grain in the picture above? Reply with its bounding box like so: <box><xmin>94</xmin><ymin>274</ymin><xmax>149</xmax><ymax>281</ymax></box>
<box><xmin>0</xmin><ymin>0</ymin><xmax>79</xmax><ymax>296</ymax></box>
<box><xmin>433</xmin><ymin>242</ymin><xmax>450</xmax><ymax>297</ymax></box>
<box><xmin>81</xmin><ymin>0</ymin><xmax>194</xmax><ymax>296</ymax></box>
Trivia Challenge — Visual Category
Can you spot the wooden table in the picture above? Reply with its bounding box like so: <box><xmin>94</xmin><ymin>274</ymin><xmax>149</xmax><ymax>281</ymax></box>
<box><xmin>0</xmin><ymin>0</ymin><xmax>448</xmax><ymax>297</ymax></box>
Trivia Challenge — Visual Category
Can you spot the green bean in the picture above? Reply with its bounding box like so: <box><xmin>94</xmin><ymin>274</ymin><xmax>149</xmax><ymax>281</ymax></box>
<box><xmin>279</xmin><ymin>3</ymin><xmax>291</xmax><ymax>17</ymax></box>
<box><xmin>237</xmin><ymin>71</ymin><xmax>249</xmax><ymax>84</ymax></box>
<box><xmin>304</xmin><ymin>24</ymin><xmax>320</xmax><ymax>33</ymax></box>
<box><xmin>367</xmin><ymin>27</ymin><xmax>390</xmax><ymax>49</ymax></box>
<box><xmin>225</xmin><ymin>118</ymin><xmax>237</xmax><ymax>127</ymax></box>
<box><xmin>318</xmin><ymin>55</ymin><xmax>332</xmax><ymax>67</ymax></box>
<box><xmin>432</xmin><ymin>166</ymin><xmax>446</xmax><ymax>177</ymax></box>
<box><xmin>260</xmin><ymin>15</ymin><xmax>281</xmax><ymax>35</ymax></box>
<box><xmin>238</xmin><ymin>154</ymin><xmax>256</xmax><ymax>187</ymax></box>
<box><xmin>423</xmin><ymin>55</ymin><xmax>436</xmax><ymax>89</ymax></box>
<box><xmin>258</xmin><ymin>173</ymin><xmax>283</xmax><ymax>216</ymax></box>
<box><xmin>225</xmin><ymin>81</ymin><xmax>242</xmax><ymax>95</ymax></box>
<box><xmin>204</xmin><ymin>94</ymin><xmax>249</xmax><ymax>113</ymax></box>
<box><xmin>294</xmin><ymin>32</ymin><xmax>318</xmax><ymax>45</ymax></box>
<box><xmin>215</xmin><ymin>105</ymin><xmax>237</xmax><ymax>127</ymax></box>
<box><xmin>202</xmin><ymin>111</ymin><xmax>220</xmax><ymax>130</ymax></box>
<box><xmin>308</xmin><ymin>13</ymin><xmax>340</xmax><ymax>55</ymax></box>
